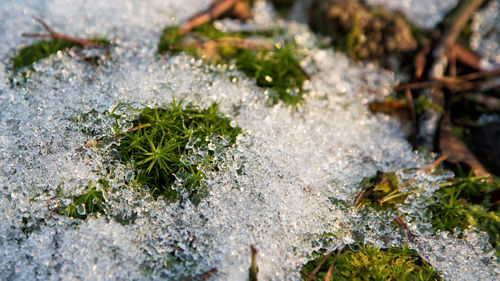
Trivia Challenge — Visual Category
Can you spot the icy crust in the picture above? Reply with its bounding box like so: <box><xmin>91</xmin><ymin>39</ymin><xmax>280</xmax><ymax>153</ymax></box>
<box><xmin>365</xmin><ymin>0</ymin><xmax>459</xmax><ymax>29</ymax></box>
<box><xmin>471</xmin><ymin>0</ymin><xmax>500</xmax><ymax>67</ymax></box>
<box><xmin>0</xmin><ymin>1</ymin><xmax>499</xmax><ymax>280</ymax></box>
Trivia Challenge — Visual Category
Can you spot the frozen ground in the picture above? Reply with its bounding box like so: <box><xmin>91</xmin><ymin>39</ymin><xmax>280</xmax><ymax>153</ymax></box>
<box><xmin>0</xmin><ymin>0</ymin><xmax>499</xmax><ymax>280</ymax></box>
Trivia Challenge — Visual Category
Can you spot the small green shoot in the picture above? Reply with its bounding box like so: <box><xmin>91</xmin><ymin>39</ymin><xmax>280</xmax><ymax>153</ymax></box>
<box><xmin>354</xmin><ymin>171</ymin><xmax>408</xmax><ymax>211</ymax></box>
<box><xmin>113</xmin><ymin>100</ymin><xmax>241</xmax><ymax>202</ymax></box>
<box><xmin>429</xmin><ymin>175</ymin><xmax>500</xmax><ymax>256</ymax></box>
<box><xmin>302</xmin><ymin>244</ymin><xmax>441</xmax><ymax>281</ymax></box>
<box><xmin>58</xmin><ymin>180</ymin><xmax>107</xmax><ymax>219</ymax></box>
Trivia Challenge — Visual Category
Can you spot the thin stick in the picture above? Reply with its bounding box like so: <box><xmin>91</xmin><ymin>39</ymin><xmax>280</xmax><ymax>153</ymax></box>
<box><xmin>394</xmin><ymin>216</ymin><xmax>417</xmax><ymax>244</ymax></box>
<box><xmin>179</xmin><ymin>0</ymin><xmax>239</xmax><ymax>36</ymax></box>
<box><xmin>169</xmin><ymin>37</ymin><xmax>273</xmax><ymax>51</ymax></box>
<box><xmin>307</xmin><ymin>250</ymin><xmax>335</xmax><ymax>281</ymax></box>
<box><xmin>425</xmin><ymin>155</ymin><xmax>447</xmax><ymax>173</ymax></box>
<box><xmin>77</xmin><ymin>122</ymin><xmax>152</xmax><ymax>151</ymax></box>
<box><xmin>300</xmin><ymin>270</ymin><xmax>311</xmax><ymax>279</ymax></box>
<box><xmin>22</xmin><ymin>17</ymin><xmax>105</xmax><ymax>47</ymax></box>
<box><xmin>405</xmin><ymin>88</ymin><xmax>416</xmax><ymax>124</ymax></box>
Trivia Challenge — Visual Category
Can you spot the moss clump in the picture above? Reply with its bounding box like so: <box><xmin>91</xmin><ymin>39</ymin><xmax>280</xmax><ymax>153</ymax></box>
<box><xmin>429</xmin><ymin>175</ymin><xmax>500</xmax><ymax>256</ymax></box>
<box><xmin>12</xmin><ymin>39</ymin><xmax>77</xmax><ymax>69</ymax></box>
<box><xmin>58</xmin><ymin>180</ymin><xmax>107</xmax><ymax>219</ymax></box>
<box><xmin>301</xmin><ymin>244</ymin><xmax>441</xmax><ymax>281</ymax></box>
<box><xmin>114</xmin><ymin>100</ymin><xmax>241</xmax><ymax>202</ymax></box>
<box><xmin>235</xmin><ymin>46</ymin><xmax>306</xmax><ymax>105</ymax></box>
<box><xmin>12</xmin><ymin>37</ymin><xmax>110</xmax><ymax>72</ymax></box>
<box><xmin>158</xmin><ymin>24</ymin><xmax>307</xmax><ymax>105</ymax></box>
<box><xmin>354</xmin><ymin>171</ymin><xmax>408</xmax><ymax>210</ymax></box>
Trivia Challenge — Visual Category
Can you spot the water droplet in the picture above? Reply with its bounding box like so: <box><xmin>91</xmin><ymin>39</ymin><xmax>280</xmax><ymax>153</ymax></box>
<box><xmin>76</xmin><ymin>203</ymin><xmax>86</xmax><ymax>216</ymax></box>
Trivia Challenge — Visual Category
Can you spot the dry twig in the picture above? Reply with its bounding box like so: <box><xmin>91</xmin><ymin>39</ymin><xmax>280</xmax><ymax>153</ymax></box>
<box><xmin>23</xmin><ymin>17</ymin><xmax>105</xmax><ymax>47</ymax></box>
<box><xmin>179</xmin><ymin>0</ymin><xmax>239</xmax><ymax>36</ymax></box>
<box><xmin>168</xmin><ymin>37</ymin><xmax>273</xmax><ymax>51</ymax></box>
<box><xmin>306</xmin><ymin>250</ymin><xmax>335</xmax><ymax>281</ymax></box>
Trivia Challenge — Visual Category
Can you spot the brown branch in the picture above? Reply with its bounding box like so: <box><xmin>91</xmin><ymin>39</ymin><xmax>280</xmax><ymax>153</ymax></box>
<box><xmin>22</xmin><ymin>17</ymin><xmax>105</xmax><ymax>47</ymax></box>
<box><xmin>416</xmin><ymin>0</ymin><xmax>484</xmax><ymax>151</ymax></box>
<box><xmin>179</xmin><ymin>0</ymin><xmax>239</xmax><ymax>36</ymax></box>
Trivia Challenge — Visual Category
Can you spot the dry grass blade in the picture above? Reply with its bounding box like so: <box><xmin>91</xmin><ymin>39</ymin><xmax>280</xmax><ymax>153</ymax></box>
<box><xmin>324</xmin><ymin>262</ymin><xmax>335</xmax><ymax>281</ymax></box>
<box><xmin>354</xmin><ymin>187</ymin><xmax>373</xmax><ymax>209</ymax></box>
<box><xmin>77</xmin><ymin>122</ymin><xmax>152</xmax><ymax>151</ymax></box>
<box><xmin>394</xmin><ymin>216</ymin><xmax>417</xmax><ymax>243</ymax></box>
<box><xmin>414</xmin><ymin>47</ymin><xmax>430</xmax><ymax>79</ymax></box>
<box><xmin>23</xmin><ymin>17</ymin><xmax>105</xmax><ymax>47</ymax></box>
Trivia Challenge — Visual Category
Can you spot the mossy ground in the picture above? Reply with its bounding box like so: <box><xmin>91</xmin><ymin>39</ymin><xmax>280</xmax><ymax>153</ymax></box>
<box><xmin>57</xmin><ymin>180</ymin><xmax>107</xmax><ymax>219</ymax></box>
<box><xmin>112</xmin><ymin>100</ymin><xmax>241</xmax><ymax>202</ymax></box>
<box><xmin>301</xmin><ymin>244</ymin><xmax>441</xmax><ymax>281</ymax></box>
<box><xmin>12</xmin><ymin>37</ymin><xmax>109</xmax><ymax>70</ymax></box>
<box><xmin>158</xmin><ymin>24</ymin><xmax>307</xmax><ymax>105</ymax></box>
<box><xmin>429</xmin><ymin>173</ymin><xmax>500</xmax><ymax>257</ymax></box>
<box><xmin>354</xmin><ymin>171</ymin><xmax>408</xmax><ymax>211</ymax></box>
<box><xmin>12</xmin><ymin>39</ymin><xmax>77</xmax><ymax>69</ymax></box>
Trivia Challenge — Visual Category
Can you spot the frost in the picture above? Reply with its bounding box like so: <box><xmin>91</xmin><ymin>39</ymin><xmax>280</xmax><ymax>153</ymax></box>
<box><xmin>0</xmin><ymin>1</ymin><xmax>498</xmax><ymax>281</ymax></box>
<box><xmin>471</xmin><ymin>0</ymin><xmax>500</xmax><ymax>66</ymax></box>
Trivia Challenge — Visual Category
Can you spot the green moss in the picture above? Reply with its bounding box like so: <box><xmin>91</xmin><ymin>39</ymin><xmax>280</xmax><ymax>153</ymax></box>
<box><xmin>234</xmin><ymin>46</ymin><xmax>306</xmax><ymax>105</ymax></box>
<box><xmin>157</xmin><ymin>24</ymin><xmax>307</xmax><ymax>105</ymax></box>
<box><xmin>158</xmin><ymin>26</ymin><xmax>182</xmax><ymax>54</ymax></box>
<box><xmin>12</xmin><ymin>36</ymin><xmax>111</xmax><ymax>71</ymax></box>
<box><xmin>428</xmin><ymin>175</ymin><xmax>500</xmax><ymax>256</ymax></box>
<box><xmin>12</xmin><ymin>39</ymin><xmax>77</xmax><ymax>69</ymax></box>
<box><xmin>113</xmin><ymin>100</ymin><xmax>241</xmax><ymax>202</ymax></box>
<box><xmin>58</xmin><ymin>180</ymin><xmax>107</xmax><ymax>219</ymax></box>
<box><xmin>301</xmin><ymin>244</ymin><xmax>441</xmax><ymax>281</ymax></box>
<box><xmin>355</xmin><ymin>171</ymin><xmax>408</xmax><ymax>211</ymax></box>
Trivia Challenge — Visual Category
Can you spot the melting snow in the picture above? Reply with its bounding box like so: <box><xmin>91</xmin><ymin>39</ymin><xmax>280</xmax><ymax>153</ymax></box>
<box><xmin>0</xmin><ymin>0</ymin><xmax>499</xmax><ymax>280</ymax></box>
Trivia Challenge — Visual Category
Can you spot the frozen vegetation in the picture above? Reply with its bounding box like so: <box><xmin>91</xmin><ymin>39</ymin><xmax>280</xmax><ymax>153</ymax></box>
<box><xmin>0</xmin><ymin>0</ymin><xmax>499</xmax><ymax>280</ymax></box>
